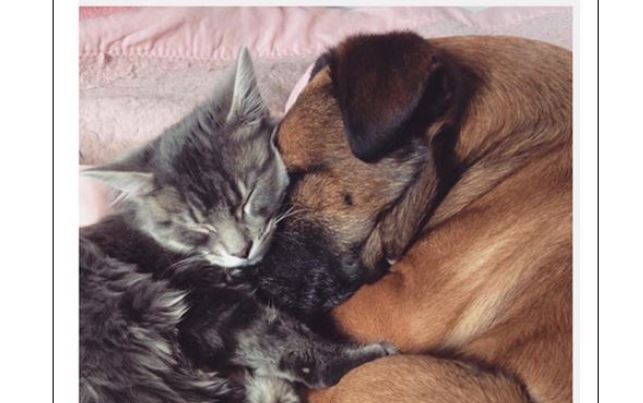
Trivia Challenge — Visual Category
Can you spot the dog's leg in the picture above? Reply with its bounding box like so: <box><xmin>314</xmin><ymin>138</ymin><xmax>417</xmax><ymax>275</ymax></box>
<box><xmin>307</xmin><ymin>355</ymin><xmax>533</xmax><ymax>403</ymax></box>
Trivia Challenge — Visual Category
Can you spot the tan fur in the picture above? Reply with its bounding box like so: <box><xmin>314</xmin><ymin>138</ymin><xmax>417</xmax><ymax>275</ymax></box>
<box><xmin>307</xmin><ymin>355</ymin><xmax>532</xmax><ymax>403</ymax></box>
<box><xmin>277</xmin><ymin>36</ymin><xmax>571</xmax><ymax>403</ymax></box>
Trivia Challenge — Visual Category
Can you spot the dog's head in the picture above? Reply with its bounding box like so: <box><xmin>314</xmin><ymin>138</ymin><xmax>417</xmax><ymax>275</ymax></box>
<box><xmin>254</xmin><ymin>32</ymin><xmax>471</xmax><ymax>314</ymax></box>
<box><xmin>278</xmin><ymin>32</ymin><xmax>470</xmax><ymax>272</ymax></box>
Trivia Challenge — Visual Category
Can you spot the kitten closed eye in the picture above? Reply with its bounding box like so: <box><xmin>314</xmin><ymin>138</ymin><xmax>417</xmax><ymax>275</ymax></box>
<box><xmin>180</xmin><ymin>229</ymin><xmax>210</xmax><ymax>246</ymax></box>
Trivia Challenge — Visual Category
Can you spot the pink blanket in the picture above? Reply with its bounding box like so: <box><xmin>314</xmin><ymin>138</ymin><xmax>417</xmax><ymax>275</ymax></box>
<box><xmin>79</xmin><ymin>6</ymin><xmax>572</xmax><ymax>225</ymax></box>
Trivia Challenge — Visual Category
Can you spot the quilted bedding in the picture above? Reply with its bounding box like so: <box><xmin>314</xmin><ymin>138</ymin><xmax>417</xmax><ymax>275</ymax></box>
<box><xmin>79</xmin><ymin>6</ymin><xmax>572</xmax><ymax>225</ymax></box>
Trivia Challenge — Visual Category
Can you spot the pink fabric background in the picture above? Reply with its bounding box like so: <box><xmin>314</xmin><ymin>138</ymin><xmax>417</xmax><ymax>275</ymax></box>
<box><xmin>79</xmin><ymin>6</ymin><xmax>572</xmax><ymax>226</ymax></box>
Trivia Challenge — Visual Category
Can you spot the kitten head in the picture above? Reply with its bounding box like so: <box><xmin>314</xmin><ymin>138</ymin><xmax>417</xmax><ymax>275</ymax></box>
<box><xmin>84</xmin><ymin>48</ymin><xmax>289</xmax><ymax>268</ymax></box>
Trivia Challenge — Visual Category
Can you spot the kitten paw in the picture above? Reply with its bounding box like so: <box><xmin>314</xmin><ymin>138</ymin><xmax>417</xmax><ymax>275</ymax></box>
<box><xmin>223</xmin><ymin>267</ymin><xmax>252</xmax><ymax>286</ymax></box>
<box><xmin>359</xmin><ymin>341</ymin><xmax>398</xmax><ymax>358</ymax></box>
<box><xmin>245</xmin><ymin>375</ymin><xmax>300</xmax><ymax>403</ymax></box>
<box><xmin>376</xmin><ymin>341</ymin><xmax>399</xmax><ymax>356</ymax></box>
<box><xmin>313</xmin><ymin>342</ymin><xmax>399</xmax><ymax>388</ymax></box>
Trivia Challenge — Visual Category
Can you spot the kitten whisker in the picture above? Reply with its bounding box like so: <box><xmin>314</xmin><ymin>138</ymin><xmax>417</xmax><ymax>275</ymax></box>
<box><xmin>109</xmin><ymin>190</ymin><xmax>128</xmax><ymax>207</ymax></box>
<box><xmin>274</xmin><ymin>206</ymin><xmax>307</xmax><ymax>224</ymax></box>
<box><xmin>166</xmin><ymin>254</ymin><xmax>210</xmax><ymax>274</ymax></box>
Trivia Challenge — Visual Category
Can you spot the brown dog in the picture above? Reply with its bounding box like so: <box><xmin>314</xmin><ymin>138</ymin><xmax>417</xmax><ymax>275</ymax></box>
<box><xmin>274</xmin><ymin>33</ymin><xmax>571</xmax><ymax>403</ymax></box>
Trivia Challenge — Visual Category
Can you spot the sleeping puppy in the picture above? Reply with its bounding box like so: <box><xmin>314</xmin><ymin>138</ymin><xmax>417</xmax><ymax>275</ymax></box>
<box><xmin>256</xmin><ymin>32</ymin><xmax>571</xmax><ymax>402</ymax></box>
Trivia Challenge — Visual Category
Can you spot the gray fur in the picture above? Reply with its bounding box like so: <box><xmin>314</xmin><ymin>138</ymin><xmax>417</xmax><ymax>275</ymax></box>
<box><xmin>80</xmin><ymin>238</ymin><xmax>244</xmax><ymax>403</ymax></box>
<box><xmin>85</xmin><ymin>46</ymin><xmax>289</xmax><ymax>269</ymax></box>
<box><xmin>231</xmin><ymin>306</ymin><xmax>397</xmax><ymax>389</ymax></box>
<box><xmin>81</xmin><ymin>48</ymin><xmax>397</xmax><ymax>403</ymax></box>
<box><xmin>245</xmin><ymin>376</ymin><xmax>300</xmax><ymax>403</ymax></box>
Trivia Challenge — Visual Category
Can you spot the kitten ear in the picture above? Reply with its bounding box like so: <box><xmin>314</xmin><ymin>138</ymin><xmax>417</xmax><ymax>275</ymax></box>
<box><xmin>226</xmin><ymin>47</ymin><xmax>267</xmax><ymax>122</ymax></box>
<box><xmin>82</xmin><ymin>169</ymin><xmax>154</xmax><ymax>196</ymax></box>
<box><xmin>82</xmin><ymin>144</ymin><xmax>155</xmax><ymax>195</ymax></box>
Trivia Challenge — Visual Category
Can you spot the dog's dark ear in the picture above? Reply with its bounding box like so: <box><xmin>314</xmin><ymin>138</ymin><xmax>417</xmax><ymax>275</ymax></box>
<box><xmin>308</xmin><ymin>50</ymin><xmax>333</xmax><ymax>83</ymax></box>
<box><xmin>329</xmin><ymin>32</ymin><xmax>449</xmax><ymax>162</ymax></box>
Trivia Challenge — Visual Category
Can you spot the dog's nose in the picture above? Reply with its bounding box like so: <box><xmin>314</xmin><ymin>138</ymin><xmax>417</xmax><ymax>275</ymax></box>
<box><xmin>230</xmin><ymin>242</ymin><xmax>252</xmax><ymax>259</ymax></box>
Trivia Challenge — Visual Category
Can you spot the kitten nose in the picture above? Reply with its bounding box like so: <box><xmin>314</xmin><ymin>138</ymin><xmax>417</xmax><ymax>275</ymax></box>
<box><xmin>231</xmin><ymin>242</ymin><xmax>252</xmax><ymax>259</ymax></box>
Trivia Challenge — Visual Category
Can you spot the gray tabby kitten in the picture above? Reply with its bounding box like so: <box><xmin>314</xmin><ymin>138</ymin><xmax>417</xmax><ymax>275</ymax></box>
<box><xmin>80</xmin><ymin>49</ymin><xmax>395</xmax><ymax>403</ymax></box>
